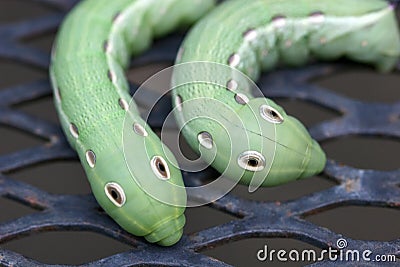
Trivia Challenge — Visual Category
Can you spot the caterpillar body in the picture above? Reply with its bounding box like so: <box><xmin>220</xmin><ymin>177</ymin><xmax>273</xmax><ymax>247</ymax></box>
<box><xmin>172</xmin><ymin>0</ymin><xmax>400</xmax><ymax>188</ymax></box>
<box><xmin>50</xmin><ymin>0</ymin><xmax>215</xmax><ymax>246</ymax></box>
<box><xmin>50</xmin><ymin>0</ymin><xmax>400</xmax><ymax>246</ymax></box>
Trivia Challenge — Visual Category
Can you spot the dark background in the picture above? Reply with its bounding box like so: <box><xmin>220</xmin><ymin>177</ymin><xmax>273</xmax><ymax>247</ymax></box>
<box><xmin>0</xmin><ymin>0</ymin><xmax>399</xmax><ymax>266</ymax></box>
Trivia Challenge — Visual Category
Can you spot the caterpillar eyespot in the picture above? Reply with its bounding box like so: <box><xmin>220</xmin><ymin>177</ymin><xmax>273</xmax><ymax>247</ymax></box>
<box><xmin>105</xmin><ymin>182</ymin><xmax>126</xmax><ymax>207</ymax></box>
<box><xmin>260</xmin><ymin>105</ymin><xmax>284</xmax><ymax>124</ymax></box>
<box><xmin>226</xmin><ymin>79</ymin><xmax>238</xmax><ymax>91</ymax></box>
<box><xmin>133</xmin><ymin>122</ymin><xmax>148</xmax><ymax>137</ymax></box>
<box><xmin>238</xmin><ymin>151</ymin><xmax>266</xmax><ymax>172</ymax></box>
<box><xmin>151</xmin><ymin>156</ymin><xmax>170</xmax><ymax>180</ymax></box>
<box><xmin>235</xmin><ymin>93</ymin><xmax>249</xmax><ymax>104</ymax></box>
<box><xmin>69</xmin><ymin>123</ymin><xmax>79</xmax><ymax>138</ymax></box>
<box><xmin>197</xmin><ymin>131</ymin><xmax>213</xmax><ymax>150</ymax></box>
<box><xmin>85</xmin><ymin>150</ymin><xmax>96</xmax><ymax>168</ymax></box>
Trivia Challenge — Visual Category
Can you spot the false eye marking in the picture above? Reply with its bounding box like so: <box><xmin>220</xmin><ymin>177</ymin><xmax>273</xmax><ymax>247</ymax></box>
<box><xmin>105</xmin><ymin>182</ymin><xmax>126</xmax><ymax>207</ymax></box>
<box><xmin>103</xmin><ymin>40</ymin><xmax>109</xmax><ymax>52</ymax></box>
<box><xmin>235</xmin><ymin>93</ymin><xmax>249</xmax><ymax>104</ymax></box>
<box><xmin>271</xmin><ymin>14</ymin><xmax>287</xmax><ymax>28</ymax></box>
<box><xmin>133</xmin><ymin>123</ymin><xmax>148</xmax><ymax>136</ymax></box>
<box><xmin>85</xmin><ymin>150</ymin><xmax>96</xmax><ymax>168</ymax></box>
<box><xmin>243</xmin><ymin>28</ymin><xmax>257</xmax><ymax>42</ymax></box>
<box><xmin>237</xmin><ymin>151</ymin><xmax>266</xmax><ymax>172</ymax></box>
<box><xmin>151</xmin><ymin>156</ymin><xmax>171</xmax><ymax>180</ymax></box>
<box><xmin>260</xmin><ymin>104</ymin><xmax>284</xmax><ymax>124</ymax></box>
<box><xmin>175</xmin><ymin>95</ymin><xmax>183</xmax><ymax>111</ymax></box>
<box><xmin>309</xmin><ymin>11</ymin><xmax>325</xmax><ymax>24</ymax></box>
<box><xmin>228</xmin><ymin>53</ymin><xmax>240</xmax><ymax>67</ymax></box>
<box><xmin>118</xmin><ymin>98</ymin><xmax>129</xmax><ymax>111</ymax></box>
<box><xmin>176</xmin><ymin>46</ymin><xmax>184</xmax><ymax>62</ymax></box>
<box><xmin>226</xmin><ymin>79</ymin><xmax>238</xmax><ymax>91</ymax></box>
<box><xmin>361</xmin><ymin>40</ymin><xmax>368</xmax><ymax>47</ymax></box>
<box><xmin>69</xmin><ymin>123</ymin><xmax>79</xmax><ymax>139</ymax></box>
<box><xmin>107</xmin><ymin>70</ymin><xmax>116</xmax><ymax>83</ymax></box>
<box><xmin>54</xmin><ymin>86</ymin><xmax>62</xmax><ymax>102</ymax></box>
<box><xmin>198</xmin><ymin>131</ymin><xmax>213</xmax><ymax>149</ymax></box>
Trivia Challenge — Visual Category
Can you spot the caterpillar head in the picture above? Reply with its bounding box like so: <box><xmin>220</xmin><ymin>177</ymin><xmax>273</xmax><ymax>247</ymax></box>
<box><xmin>84</xmin><ymin>118</ymin><xmax>186</xmax><ymax>246</ymax></box>
<box><xmin>179</xmin><ymin>96</ymin><xmax>326</xmax><ymax>188</ymax></box>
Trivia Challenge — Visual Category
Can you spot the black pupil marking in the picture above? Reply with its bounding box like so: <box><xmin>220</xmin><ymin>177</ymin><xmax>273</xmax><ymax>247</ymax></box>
<box><xmin>110</xmin><ymin>189</ymin><xmax>119</xmax><ymax>200</ymax></box>
<box><xmin>156</xmin><ymin>159</ymin><xmax>167</xmax><ymax>176</ymax></box>
<box><xmin>247</xmin><ymin>158</ymin><xmax>259</xmax><ymax>167</ymax></box>
<box><xmin>269</xmin><ymin>109</ymin><xmax>278</xmax><ymax>118</ymax></box>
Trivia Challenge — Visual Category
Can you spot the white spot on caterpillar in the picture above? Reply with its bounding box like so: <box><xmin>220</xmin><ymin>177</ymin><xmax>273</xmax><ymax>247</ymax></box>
<box><xmin>105</xmin><ymin>182</ymin><xmax>126</xmax><ymax>207</ymax></box>
<box><xmin>151</xmin><ymin>156</ymin><xmax>170</xmax><ymax>180</ymax></box>
<box><xmin>361</xmin><ymin>40</ymin><xmax>368</xmax><ymax>47</ymax></box>
<box><xmin>69</xmin><ymin>123</ymin><xmax>79</xmax><ymax>139</ymax></box>
<box><xmin>243</xmin><ymin>28</ymin><xmax>257</xmax><ymax>42</ymax></box>
<box><xmin>86</xmin><ymin>150</ymin><xmax>96</xmax><ymax>168</ymax></box>
<box><xmin>175</xmin><ymin>95</ymin><xmax>183</xmax><ymax>111</ymax></box>
<box><xmin>133</xmin><ymin>123</ymin><xmax>148</xmax><ymax>136</ymax></box>
<box><xmin>197</xmin><ymin>131</ymin><xmax>213</xmax><ymax>149</ymax></box>
<box><xmin>112</xmin><ymin>11</ymin><xmax>122</xmax><ymax>23</ymax></box>
<box><xmin>228</xmin><ymin>53</ymin><xmax>240</xmax><ymax>67</ymax></box>
<box><xmin>176</xmin><ymin>47</ymin><xmax>184</xmax><ymax>62</ymax></box>
<box><xmin>226</xmin><ymin>79</ymin><xmax>238</xmax><ymax>91</ymax></box>
<box><xmin>235</xmin><ymin>93</ymin><xmax>249</xmax><ymax>104</ymax></box>
<box><xmin>118</xmin><ymin>98</ymin><xmax>129</xmax><ymax>111</ymax></box>
<box><xmin>103</xmin><ymin>40</ymin><xmax>110</xmax><ymax>53</ymax></box>
<box><xmin>260</xmin><ymin>105</ymin><xmax>284</xmax><ymax>124</ymax></box>
<box><xmin>54</xmin><ymin>87</ymin><xmax>61</xmax><ymax>103</ymax></box>
<box><xmin>309</xmin><ymin>11</ymin><xmax>325</xmax><ymax>24</ymax></box>
<box><xmin>107</xmin><ymin>70</ymin><xmax>116</xmax><ymax>83</ymax></box>
<box><xmin>271</xmin><ymin>15</ymin><xmax>286</xmax><ymax>28</ymax></box>
<box><xmin>237</xmin><ymin>151</ymin><xmax>266</xmax><ymax>172</ymax></box>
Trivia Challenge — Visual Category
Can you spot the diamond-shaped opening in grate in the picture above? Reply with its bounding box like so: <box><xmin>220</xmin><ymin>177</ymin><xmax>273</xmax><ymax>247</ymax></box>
<box><xmin>322</xmin><ymin>135</ymin><xmax>400</xmax><ymax>171</ymax></box>
<box><xmin>8</xmin><ymin>161</ymin><xmax>91</xmax><ymax>195</ymax></box>
<box><xmin>201</xmin><ymin>238</ymin><xmax>325</xmax><ymax>267</ymax></box>
<box><xmin>0</xmin><ymin>196</ymin><xmax>39</xmax><ymax>223</ymax></box>
<box><xmin>1</xmin><ymin>231</ymin><xmax>133</xmax><ymax>265</ymax></box>
<box><xmin>13</xmin><ymin>96</ymin><xmax>60</xmax><ymax>124</ymax></box>
<box><xmin>311</xmin><ymin>66</ymin><xmax>400</xmax><ymax>103</ymax></box>
<box><xmin>184</xmin><ymin>205</ymin><xmax>239</xmax><ymax>234</ymax></box>
<box><xmin>0</xmin><ymin>125</ymin><xmax>46</xmax><ymax>156</ymax></box>
<box><xmin>230</xmin><ymin>175</ymin><xmax>338</xmax><ymax>202</ymax></box>
<box><xmin>305</xmin><ymin>206</ymin><xmax>400</xmax><ymax>241</ymax></box>
<box><xmin>0</xmin><ymin>61</ymin><xmax>46</xmax><ymax>90</ymax></box>
<box><xmin>273</xmin><ymin>98</ymin><xmax>342</xmax><ymax>128</ymax></box>
<box><xmin>0</xmin><ymin>0</ymin><xmax>54</xmax><ymax>23</ymax></box>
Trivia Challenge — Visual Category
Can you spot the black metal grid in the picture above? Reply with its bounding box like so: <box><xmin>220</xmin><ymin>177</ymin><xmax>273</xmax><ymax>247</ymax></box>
<box><xmin>0</xmin><ymin>0</ymin><xmax>399</xmax><ymax>266</ymax></box>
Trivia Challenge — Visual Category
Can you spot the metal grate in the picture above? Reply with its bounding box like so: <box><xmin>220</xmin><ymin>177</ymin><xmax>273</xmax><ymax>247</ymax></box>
<box><xmin>0</xmin><ymin>0</ymin><xmax>399</xmax><ymax>266</ymax></box>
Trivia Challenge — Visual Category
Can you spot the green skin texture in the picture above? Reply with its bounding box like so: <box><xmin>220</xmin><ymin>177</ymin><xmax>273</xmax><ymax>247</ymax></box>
<box><xmin>172</xmin><ymin>0</ymin><xmax>400</xmax><ymax>187</ymax></box>
<box><xmin>50</xmin><ymin>0</ymin><xmax>215</xmax><ymax>246</ymax></box>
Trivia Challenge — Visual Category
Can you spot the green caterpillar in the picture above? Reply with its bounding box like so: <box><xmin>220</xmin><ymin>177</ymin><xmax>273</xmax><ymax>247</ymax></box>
<box><xmin>172</xmin><ymin>0</ymin><xmax>400</xmax><ymax>188</ymax></box>
<box><xmin>50</xmin><ymin>0</ymin><xmax>400</xmax><ymax>246</ymax></box>
<box><xmin>50</xmin><ymin>0</ymin><xmax>215</xmax><ymax>246</ymax></box>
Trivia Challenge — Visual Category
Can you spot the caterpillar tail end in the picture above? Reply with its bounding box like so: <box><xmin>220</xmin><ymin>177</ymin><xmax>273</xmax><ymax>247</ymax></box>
<box><xmin>144</xmin><ymin>214</ymin><xmax>186</xmax><ymax>246</ymax></box>
<box><xmin>299</xmin><ymin>140</ymin><xmax>326</xmax><ymax>179</ymax></box>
